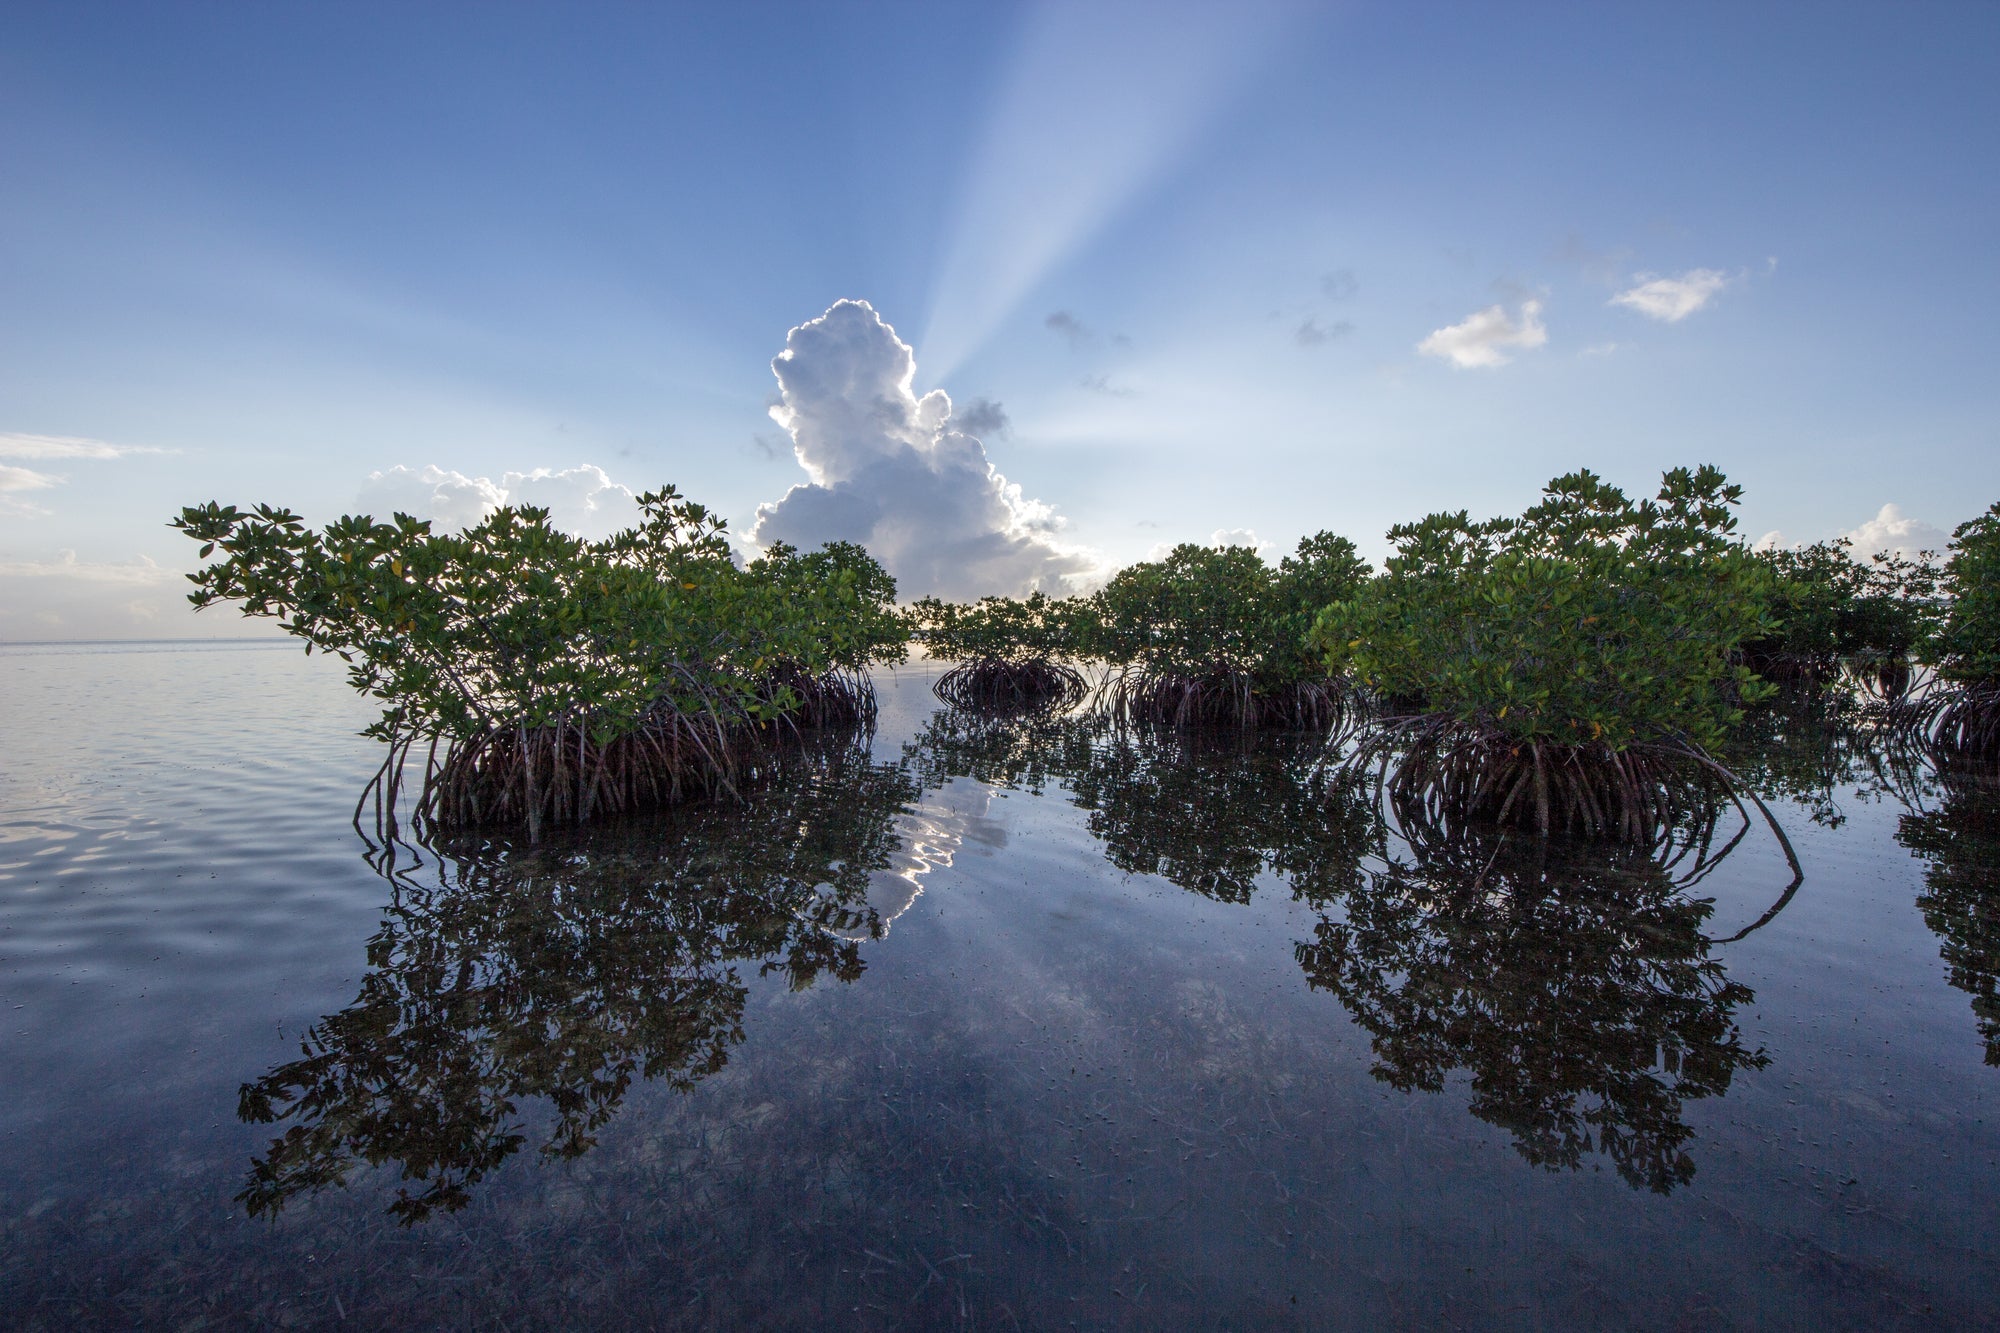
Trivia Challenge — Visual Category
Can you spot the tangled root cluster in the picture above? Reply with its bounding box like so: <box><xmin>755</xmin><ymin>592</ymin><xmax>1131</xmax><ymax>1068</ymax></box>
<box><xmin>1352</xmin><ymin>714</ymin><xmax>1730</xmax><ymax>843</ymax></box>
<box><xmin>759</xmin><ymin>662</ymin><xmax>878</xmax><ymax>727</ymax></box>
<box><xmin>1903</xmin><ymin>682</ymin><xmax>2000</xmax><ymax>762</ymax></box>
<box><xmin>1104</xmin><ymin>668</ymin><xmax>1347</xmax><ymax>730</ymax></box>
<box><xmin>933</xmin><ymin>657</ymin><xmax>1090</xmax><ymax>712</ymax></box>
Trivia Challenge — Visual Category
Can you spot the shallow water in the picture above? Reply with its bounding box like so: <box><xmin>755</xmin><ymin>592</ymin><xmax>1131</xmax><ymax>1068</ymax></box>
<box><xmin>2</xmin><ymin>642</ymin><xmax>1997</xmax><ymax>1329</ymax></box>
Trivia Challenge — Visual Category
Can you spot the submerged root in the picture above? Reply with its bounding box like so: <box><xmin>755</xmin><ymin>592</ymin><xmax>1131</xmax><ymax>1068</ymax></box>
<box><xmin>1103</xmin><ymin>666</ymin><xmax>1348</xmax><ymax>729</ymax></box>
<box><xmin>934</xmin><ymin>657</ymin><xmax>1090</xmax><ymax>713</ymax></box>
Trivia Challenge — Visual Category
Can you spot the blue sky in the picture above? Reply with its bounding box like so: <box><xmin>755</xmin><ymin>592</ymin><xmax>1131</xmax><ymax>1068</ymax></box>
<box><xmin>3</xmin><ymin>1</ymin><xmax>1996</xmax><ymax>637</ymax></box>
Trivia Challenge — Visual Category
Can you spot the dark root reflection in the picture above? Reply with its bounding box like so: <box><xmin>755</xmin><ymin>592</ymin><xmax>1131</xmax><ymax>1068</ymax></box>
<box><xmin>242</xmin><ymin>727</ymin><xmax>917</xmax><ymax>1225</ymax></box>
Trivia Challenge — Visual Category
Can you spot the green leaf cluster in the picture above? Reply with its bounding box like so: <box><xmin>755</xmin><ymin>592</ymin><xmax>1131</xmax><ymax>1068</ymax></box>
<box><xmin>1086</xmin><ymin>532</ymin><xmax>1370</xmax><ymax>688</ymax></box>
<box><xmin>1313</xmin><ymin>467</ymin><xmax>1773</xmax><ymax>753</ymax></box>
<box><xmin>1744</xmin><ymin>538</ymin><xmax>1940</xmax><ymax>671</ymax></box>
<box><xmin>171</xmin><ymin>486</ymin><xmax>909</xmax><ymax>747</ymax></box>
<box><xmin>909</xmin><ymin>591</ymin><xmax>1089</xmax><ymax>664</ymax></box>
<box><xmin>1929</xmin><ymin>502</ymin><xmax>2000</xmax><ymax>685</ymax></box>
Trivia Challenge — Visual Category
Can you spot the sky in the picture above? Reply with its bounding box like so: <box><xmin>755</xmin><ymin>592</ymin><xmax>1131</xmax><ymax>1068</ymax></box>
<box><xmin>3</xmin><ymin>0</ymin><xmax>1997</xmax><ymax>639</ymax></box>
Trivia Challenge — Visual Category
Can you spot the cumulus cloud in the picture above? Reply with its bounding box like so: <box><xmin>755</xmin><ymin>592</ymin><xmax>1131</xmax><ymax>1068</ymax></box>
<box><xmin>1610</xmin><ymin>268</ymin><xmax>1731</xmax><ymax>322</ymax></box>
<box><xmin>357</xmin><ymin>463</ymin><xmax>640</xmax><ymax>539</ymax></box>
<box><xmin>1295</xmin><ymin>317</ymin><xmax>1354</xmax><ymax>347</ymax></box>
<box><xmin>1755</xmin><ymin>504</ymin><xmax>1950</xmax><ymax>561</ymax></box>
<box><xmin>952</xmin><ymin>397</ymin><xmax>1011</xmax><ymax>438</ymax></box>
<box><xmin>1417</xmin><ymin>299</ymin><xmax>1548</xmax><ymax>368</ymax></box>
<box><xmin>1842</xmin><ymin>503</ymin><xmax>1950</xmax><ymax>560</ymax></box>
<box><xmin>750</xmin><ymin>300</ymin><xmax>1098</xmax><ymax>600</ymax></box>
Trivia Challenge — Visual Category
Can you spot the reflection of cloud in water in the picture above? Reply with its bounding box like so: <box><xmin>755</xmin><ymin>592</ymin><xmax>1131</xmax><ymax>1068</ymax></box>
<box><xmin>853</xmin><ymin>780</ymin><xmax>1004</xmax><ymax>936</ymax></box>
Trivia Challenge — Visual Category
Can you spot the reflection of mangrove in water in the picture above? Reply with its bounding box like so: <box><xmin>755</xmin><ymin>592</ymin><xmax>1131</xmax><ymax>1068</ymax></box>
<box><xmin>907</xmin><ymin>709</ymin><xmax>1382</xmax><ymax>905</ymax></box>
<box><xmin>1897</xmin><ymin>765</ymin><xmax>2000</xmax><ymax>1066</ymax></box>
<box><xmin>1725</xmin><ymin>683</ymin><xmax>1932</xmax><ymax>830</ymax></box>
<box><xmin>238</xmin><ymin>731</ymin><xmax>918</xmax><ymax>1223</ymax></box>
<box><xmin>912</xmin><ymin>709</ymin><xmax>1781</xmax><ymax>1193</ymax></box>
<box><xmin>1297</xmin><ymin>833</ymin><xmax>1768</xmax><ymax>1194</ymax></box>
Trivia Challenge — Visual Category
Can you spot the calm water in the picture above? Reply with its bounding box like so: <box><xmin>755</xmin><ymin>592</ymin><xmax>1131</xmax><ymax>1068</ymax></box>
<box><xmin>2</xmin><ymin>641</ymin><xmax>1997</xmax><ymax>1329</ymax></box>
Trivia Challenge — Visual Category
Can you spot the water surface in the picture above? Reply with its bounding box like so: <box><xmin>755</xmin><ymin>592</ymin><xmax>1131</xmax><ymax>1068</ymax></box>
<box><xmin>2</xmin><ymin>642</ymin><xmax>1996</xmax><ymax>1328</ymax></box>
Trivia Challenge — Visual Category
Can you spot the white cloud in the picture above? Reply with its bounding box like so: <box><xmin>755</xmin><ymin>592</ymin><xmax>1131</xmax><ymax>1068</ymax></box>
<box><xmin>0</xmin><ymin>431</ymin><xmax>167</xmax><ymax>461</ymax></box>
<box><xmin>1753</xmin><ymin>505</ymin><xmax>1950</xmax><ymax>561</ymax></box>
<box><xmin>0</xmin><ymin>551</ymin><xmax>176</xmax><ymax>585</ymax></box>
<box><xmin>0</xmin><ymin>464</ymin><xmax>60</xmax><ymax>494</ymax></box>
<box><xmin>1842</xmin><ymin>504</ymin><xmax>1949</xmax><ymax>560</ymax></box>
<box><xmin>1417</xmin><ymin>300</ymin><xmax>1548</xmax><ymax>368</ymax></box>
<box><xmin>751</xmin><ymin>299</ymin><xmax>1099</xmax><ymax>600</ymax></box>
<box><xmin>0</xmin><ymin>433</ymin><xmax>170</xmax><ymax>517</ymax></box>
<box><xmin>357</xmin><ymin>463</ymin><xmax>639</xmax><ymax>540</ymax></box>
<box><xmin>1609</xmin><ymin>268</ymin><xmax>1730</xmax><ymax>322</ymax></box>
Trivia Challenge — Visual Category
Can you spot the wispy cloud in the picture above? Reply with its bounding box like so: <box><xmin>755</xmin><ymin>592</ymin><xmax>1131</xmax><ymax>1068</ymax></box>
<box><xmin>1610</xmin><ymin>268</ymin><xmax>1731</xmax><ymax>322</ymax></box>
<box><xmin>1045</xmin><ymin>310</ymin><xmax>1092</xmax><ymax>347</ymax></box>
<box><xmin>0</xmin><ymin>551</ymin><xmax>176</xmax><ymax>585</ymax></box>
<box><xmin>1320</xmin><ymin>269</ymin><xmax>1358</xmax><ymax>302</ymax></box>
<box><xmin>1295</xmin><ymin>317</ymin><xmax>1354</xmax><ymax>348</ymax></box>
<box><xmin>1079</xmin><ymin>373</ymin><xmax>1137</xmax><ymax>398</ymax></box>
<box><xmin>1417</xmin><ymin>299</ymin><xmax>1548</xmax><ymax>368</ymax></box>
<box><xmin>0</xmin><ymin>431</ymin><xmax>168</xmax><ymax>461</ymax></box>
<box><xmin>0</xmin><ymin>464</ymin><xmax>61</xmax><ymax>494</ymax></box>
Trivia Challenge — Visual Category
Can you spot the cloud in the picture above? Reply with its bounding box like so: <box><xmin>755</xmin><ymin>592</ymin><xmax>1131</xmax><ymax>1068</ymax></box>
<box><xmin>1842</xmin><ymin>503</ymin><xmax>1949</xmax><ymax>559</ymax></box>
<box><xmin>0</xmin><ymin>431</ymin><xmax>167</xmax><ymax>461</ymax></box>
<box><xmin>0</xmin><ymin>551</ymin><xmax>176</xmax><ymax>585</ymax></box>
<box><xmin>1417</xmin><ymin>299</ymin><xmax>1548</xmax><ymax>368</ymax></box>
<box><xmin>1078</xmin><ymin>373</ymin><xmax>1136</xmax><ymax>397</ymax></box>
<box><xmin>750</xmin><ymin>300</ymin><xmax>1098</xmax><ymax>600</ymax></box>
<box><xmin>1610</xmin><ymin>268</ymin><xmax>1730</xmax><ymax>322</ymax></box>
<box><xmin>1755</xmin><ymin>505</ymin><xmax>1950</xmax><ymax>561</ymax></box>
<box><xmin>0</xmin><ymin>464</ymin><xmax>60</xmax><ymax>494</ymax></box>
<box><xmin>1295</xmin><ymin>317</ymin><xmax>1354</xmax><ymax>347</ymax></box>
<box><xmin>1045</xmin><ymin>310</ymin><xmax>1092</xmax><ymax>347</ymax></box>
<box><xmin>952</xmin><ymin>397</ymin><xmax>1011</xmax><ymax>438</ymax></box>
<box><xmin>357</xmin><ymin>463</ymin><xmax>639</xmax><ymax>539</ymax></box>
<box><xmin>0</xmin><ymin>432</ymin><xmax>171</xmax><ymax>516</ymax></box>
<box><xmin>1320</xmin><ymin>269</ymin><xmax>1358</xmax><ymax>301</ymax></box>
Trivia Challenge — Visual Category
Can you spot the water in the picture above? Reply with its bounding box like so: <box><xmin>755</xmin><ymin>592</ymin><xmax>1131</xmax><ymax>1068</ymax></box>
<box><xmin>2</xmin><ymin>642</ymin><xmax>1996</xmax><ymax>1328</ymax></box>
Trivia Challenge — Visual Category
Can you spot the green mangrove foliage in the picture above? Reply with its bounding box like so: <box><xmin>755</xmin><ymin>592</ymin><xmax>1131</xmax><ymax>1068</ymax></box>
<box><xmin>1087</xmin><ymin>533</ymin><xmax>1370</xmax><ymax>727</ymax></box>
<box><xmin>1315</xmin><ymin>466</ymin><xmax>1775</xmax><ymax>839</ymax></box>
<box><xmin>237</xmin><ymin>732</ymin><xmax>918</xmax><ymax>1223</ymax></box>
<box><xmin>912</xmin><ymin>591</ymin><xmax>1092</xmax><ymax>711</ymax></box>
<box><xmin>1296</xmin><ymin>831</ymin><xmax>1769</xmax><ymax>1194</ymax></box>
<box><xmin>172</xmin><ymin>488</ymin><xmax>908</xmax><ymax>836</ymax></box>
<box><xmin>1741</xmin><ymin>538</ymin><xmax>1939</xmax><ymax>691</ymax></box>
<box><xmin>1909</xmin><ymin>502</ymin><xmax>2000</xmax><ymax>758</ymax></box>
